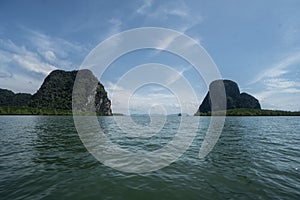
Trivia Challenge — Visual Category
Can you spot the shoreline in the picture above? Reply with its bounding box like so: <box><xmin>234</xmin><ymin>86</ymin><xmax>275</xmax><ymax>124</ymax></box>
<box><xmin>1</xmin><ymin>107</ymin><xmax>299</xmax><ymax>116</ymax></box>
<box><xmin>194</xmin><ymin>109</ymin><xmax>300</xmax><ymax>116</ymax></box>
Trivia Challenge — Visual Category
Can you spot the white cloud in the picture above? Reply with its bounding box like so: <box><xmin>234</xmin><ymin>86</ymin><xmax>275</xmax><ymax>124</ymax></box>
<box><xmin>251</xmin><ymin>52</ymin><xmax>300</xmax><ymax>84</ymax></box>
<box><xmin>138</xmin><ymin>0</ymin><xmax>188</xmax><ymax>19</ymax></box>
<box><xmin>105</xmin><ymin>79</ymin><xmax>199</xmax><ymax>115</ymax></box>
<box><xmin>0</xmin><ymin>70</ymin><xmax>12</xmax><ymax>78</ymax></box>
<box><xmin>104</xmin><ymin>18</ymin><xmax>123</xmax><ymax>37</ymax></box>
<box><xmin>129</xmin><ymin>91</ymin><xmax>181</xmax><ymax>114</ymax></box>
<box><xmin>135</xmin><ymin>0</ymin><xmax>202</xmax><ymax>34</ymax></box>
<box><xmin>136</xmin><ymin>0</ymin><xmax>153</xmax><ymax>14</ymax></box>
<box><xmin>0</xmin><ymin>39</ymin><xmax>24</xmax><ymax>54</ymax></box>
<box><xmin>155</xmin><ymin>34</ymin><xmax>179</xmax><ymax>50</ymax></box>
<box><xmin>25</xmin><ymin>29</ymin><xmax>85</xmax><ymax>57</ymax></box>
<box><xmin>165</xmin><ymin>66</ymin><xmax>191</xmax><ymax>85</ymax></box>
<box><xmin>0</xmin><ymin>39</ymin><xmax>57</xmax><ymax>75</ymax></box>
<box><xmin>167</xmin><ymin>9</ymin><xmax>188</xmax><ymax>17</ymax></box>
<box><xmin>43</xmin><ymin>50</ymin><xmax>56</xmax><ymax>62</ymax></box>
<box><xmin>22</xmin><ymin>28</ymin><xmax>86</xmax><ymax>68</ymax></box>
<box><xmin>264</xmin><ymin>78</ymin><xmax>300</xmax><ymax>90</ymax></box>
<box><xmin>251</xmin><ymin>53</ymin><xmax>300</xmax><ymax>111</ymax></box>
<box><xmin>0</xmin><ymin>73</ymin><xmax>42</xmax><ymax>94</ymax></box>
<box><xmin>255</xmin><ymin>78</ymin><xmax>300</xmax><ymax>101</ymax></box>
<box><xmin>12</xmin><ymin>51</ymin><xmax>57</xmax><ymax>75</ymax></box>
<box><xmin>256</xmin><ymin>91</ymin><xmax>300</xmax><ymax>111</ymax></box>
<box><xmin>0</xmin><ymin>37</ymin><xmax>63</xmax><ymax>93</ymax></box>
<box><xmin>0</xmin><ymin>27</ymin><xmax>88</xmax><ymax>93</ymax></box>
<box><xmin>106</xmin><ymin>81</ymin><xmax>126</xmax><ymax>92</ymax></box>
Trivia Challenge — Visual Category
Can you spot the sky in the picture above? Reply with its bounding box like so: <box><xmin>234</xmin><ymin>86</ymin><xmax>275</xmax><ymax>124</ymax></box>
<box><xmin>0</xmin><ymin>0</ymin><xmax>300</xmax><ymax>114</ymax></box>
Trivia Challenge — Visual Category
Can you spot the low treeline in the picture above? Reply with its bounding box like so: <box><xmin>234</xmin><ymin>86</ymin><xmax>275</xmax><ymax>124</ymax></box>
<box><xmin>0</xmin><ymin>106</ymin><xmax>119</xmax><ymax>116</ymax></box>
<box><xmin>1</xmin><ymin>107</ymin><xmax>299</xmax><ymax>116</ymax></box>
<box><xmin>196</xmin><ymin>109</ymin><xmax>300</xmax><ymax>116</ymax></box>
<box><xmin>0</xmin><ymin>106</ymin><xmax>73</xmax><ymax>115</ymax></box>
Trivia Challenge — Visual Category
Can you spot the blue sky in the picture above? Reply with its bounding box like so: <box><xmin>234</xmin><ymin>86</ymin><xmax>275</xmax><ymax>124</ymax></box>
<box><xmin>1</xmin><ymin>0</ymin><xmax>300</xmax><ymax>114</ymax></box>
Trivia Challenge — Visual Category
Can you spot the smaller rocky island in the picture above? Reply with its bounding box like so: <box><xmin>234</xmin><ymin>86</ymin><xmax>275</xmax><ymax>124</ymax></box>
<box><xmin>195</xmin><ymin>79</ymin><xmax>300</xmax><ymax>116</ymax></box>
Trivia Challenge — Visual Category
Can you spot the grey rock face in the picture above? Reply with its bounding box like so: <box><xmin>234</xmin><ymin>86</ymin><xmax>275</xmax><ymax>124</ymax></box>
<box><xmin>30</xmin><ymin>69</ymin><xmax>112</xmax><ymax>115</ymax></box>
<box><xmin>196</xmin><ymin>79</ymin><xmax>261</xmax><ymax>114</ymax></box>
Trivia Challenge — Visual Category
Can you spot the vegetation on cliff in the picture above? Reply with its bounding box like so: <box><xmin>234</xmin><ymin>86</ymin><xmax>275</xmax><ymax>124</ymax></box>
<box><xmin>195</xmin><ymin>79</ymin><xmax>261</xmax><ymax>115</ymax></box>
<box><xmin>0</xmin><ymin>69</ymin><xmax>112</xmax><ymax>115</ymax></box>
<box><xmin>0</xmin><ymin>88</ymin><xmax>31</xmax><ymax>107</ymax></box>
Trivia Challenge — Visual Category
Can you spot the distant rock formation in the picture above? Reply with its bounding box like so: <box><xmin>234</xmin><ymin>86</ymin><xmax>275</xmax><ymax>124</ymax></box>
<box><xmin>0</xmin><ymin>88</ymin><xmax>31</xmax><ymax>107</ymax></box>
<box><xmin>30</xmin><ymin>69</ymin><xmax>112</xmax><ymax>115</ymax></box>
<box><xmin>0</xmin><ymin>69</ymin><xmax>112</xmax><ymax>115</ymax></box>
<box><xmin>195</xmin><ymin>79</ymin><xmax>261</xmax><ymax>114</ymax></box>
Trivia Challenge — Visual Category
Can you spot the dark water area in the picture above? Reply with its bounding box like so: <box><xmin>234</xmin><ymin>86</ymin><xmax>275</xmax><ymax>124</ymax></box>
<box><xmin>1</xmin><ymin>116</ymin><xmax>299</xmax><ymax>199</ymax></box>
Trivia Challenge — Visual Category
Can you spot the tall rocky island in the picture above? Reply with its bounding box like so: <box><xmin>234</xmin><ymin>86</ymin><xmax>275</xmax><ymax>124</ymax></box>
<box><xmin>0</xmin><ymin>69</ymin><xmax>112</xmax><ymax>115</ymax></box>
<box><xmin>195</xmin><ymin>79</ymin><xmax>261</xmax><ymax>115</ymax></box>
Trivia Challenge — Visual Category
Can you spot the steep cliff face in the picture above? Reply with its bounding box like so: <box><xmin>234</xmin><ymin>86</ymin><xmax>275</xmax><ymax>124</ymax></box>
<box><xmin>30</xmin><ymin>69</ymin><xmax>112</xmax><ymax>115</ymax></box>
<box><xmin>238</xmin><ymin>92</ymin><xmax>261</xmax><ymax>109</ymax></box>
<box><xmin>195</xmin><ymin>79</ymin><xmax>261</xmax><ymax>114</ymax></box>
<box><xmin>71</xmin><ymin>69</ymin><xmax>112</xmax><ymax>115</ymax></box>
<box><xmin>30</xmin><ymin>70</ymin><xmax>77</xmax><ymax>110</ymax></box>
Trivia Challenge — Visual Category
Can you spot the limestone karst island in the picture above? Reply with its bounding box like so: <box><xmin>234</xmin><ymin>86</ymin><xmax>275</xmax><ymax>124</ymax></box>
<box><xmin>0</xmin><ymin>69</ymin><xmax>299</xmax><ymax>116</ymax></box>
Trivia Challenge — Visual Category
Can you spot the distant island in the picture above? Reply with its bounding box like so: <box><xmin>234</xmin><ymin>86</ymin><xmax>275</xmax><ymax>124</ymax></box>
<box><xmin>194</xmin><ymin>79</ymin><xmax>300</xmax><ymax>116</ymax></box>
<box><xmin>0</xmin><ymin>71</ymin><xmax>299</xmax><ymax>116</ymax></box>
<box><xmin>197</xmin><ymin>108</ymin><xmax>300</xmax><ymax>116</ymax></box>
<box><xmin>0</xmin><ymin>69</ymin><xmax>112</xmax><ymax>115</ymax></box>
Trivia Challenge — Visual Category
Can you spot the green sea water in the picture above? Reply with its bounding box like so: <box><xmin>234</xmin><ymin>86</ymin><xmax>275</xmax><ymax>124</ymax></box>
<box><xmin>1</xmin><ymin>116</ymin><xmax>299</xmax><ymax>199</ymax></box>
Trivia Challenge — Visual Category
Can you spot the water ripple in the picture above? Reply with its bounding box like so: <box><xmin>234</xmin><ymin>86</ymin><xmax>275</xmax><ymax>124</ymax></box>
<box><xmin>0</xmin><ymin>116</ymin><xmax>299</xmax><ymax>199</ymax></box>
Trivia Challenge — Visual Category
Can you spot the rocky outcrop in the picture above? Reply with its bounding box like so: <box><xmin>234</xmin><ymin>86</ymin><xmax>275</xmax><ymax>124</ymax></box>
<box><xmin>30</xmin><ymin>69</ymin><xmax>112</xmax><ymax>115</ymax></box>
<box><xmin>195</xmin><ymin>79</ymin><xmax>260</xmax><ymax>114</ymax></box>
<box><xmin>238</xmin><ymin>92</ymin><xmax>260</xmax><ymax>109</ymax></box>
<box><xmin>0</xmin><ymin>88</ymin><xmax>31</xmax><ymax>107</ymax></box>
<box><xmin>71</xmin><ymin>69</ymin><xmax>112</xmax><ymax>115</ymax></box>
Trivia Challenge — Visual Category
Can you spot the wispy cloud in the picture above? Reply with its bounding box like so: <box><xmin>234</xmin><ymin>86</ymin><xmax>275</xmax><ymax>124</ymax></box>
<box><xmin>43</xmin><ymin>50</ymin><xmax>57</xmax><ymax>62</ymax></box>
<box><xmin>137</xmin><ymin>0</ymin><xmax>189</xmax><ymax>19</ymax></box>
<box><xmin>0</xmin><ymin>72</ymin><xmax>42</xmax><ymax>94</ymax></box>
<box><xmin>165</xmin><ymin>65</ymin><xmax>192</xmax><ymax>85</ymax></box>
<box><xmin>136</xmin><ymin>0</ymin><xmax>153</xmax><ymax>15</ymax></box>
<box><xmin>254</xmin><ymin>78</ymin><xmax>300</xmax><ymax>100</ymax></box>
<box><xmin>0</xmin><ymin>70</ymin><xmax>12</xmax><ymax>78</ymax></box>
<box><xmin>0</xmin><ymin>39</ymin><xmax>57</xmax><ymax>75</ymax></box>
<box><xmin>106</xmin><ymin>81</ymin><xmax>126</xmax><ymax>92</ymax></box>
<box><xmin>106</xmin><ymin>18</ymin><xmax>123</xmax><ymax>36</ymax></box>
<box><xmin>250</xmin><ymin>52</ymin><xmax>300</xmax><ymax>111</ymax></box>
<box><xmin>23</xmin><ymin>28</ymin><xmax>86</xmax><ymax>68</ymax></box>
<box><xmin>251</xmin><ymin>52</ymin><xmax>300</xmax><ymax>84</ymax></box>
<box><xmin>264</xmin><ymin>78</ymin><xmax>300</xmax><ymax>91</ymax></box>
<box><xmin>12</xmin><ymin>51</ymin><xmax>57</xmax><ymax>75</ymax></box>
<box><xmin>105</xmin><ymin>69</ymin><xmax>199</xmax><ymax>115</ymax></box>
<box><xmin>0</xmin><ymin>38</ymin><xmax>58</xmax><ymax>93</ymax></box>
<box><xmin>155</xmin><ymin>33</ymin><xmax>179</xmax><ymax>49</ymax></box>
<box><xmin>135</xmin><ymin>0</ymin><xmax>202</xmax><ymax>34</ymax></box>
<box><xmin>0</xmin><ymin>28</ymin><xmax>88</xmax><ymax>93</ymax></box>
